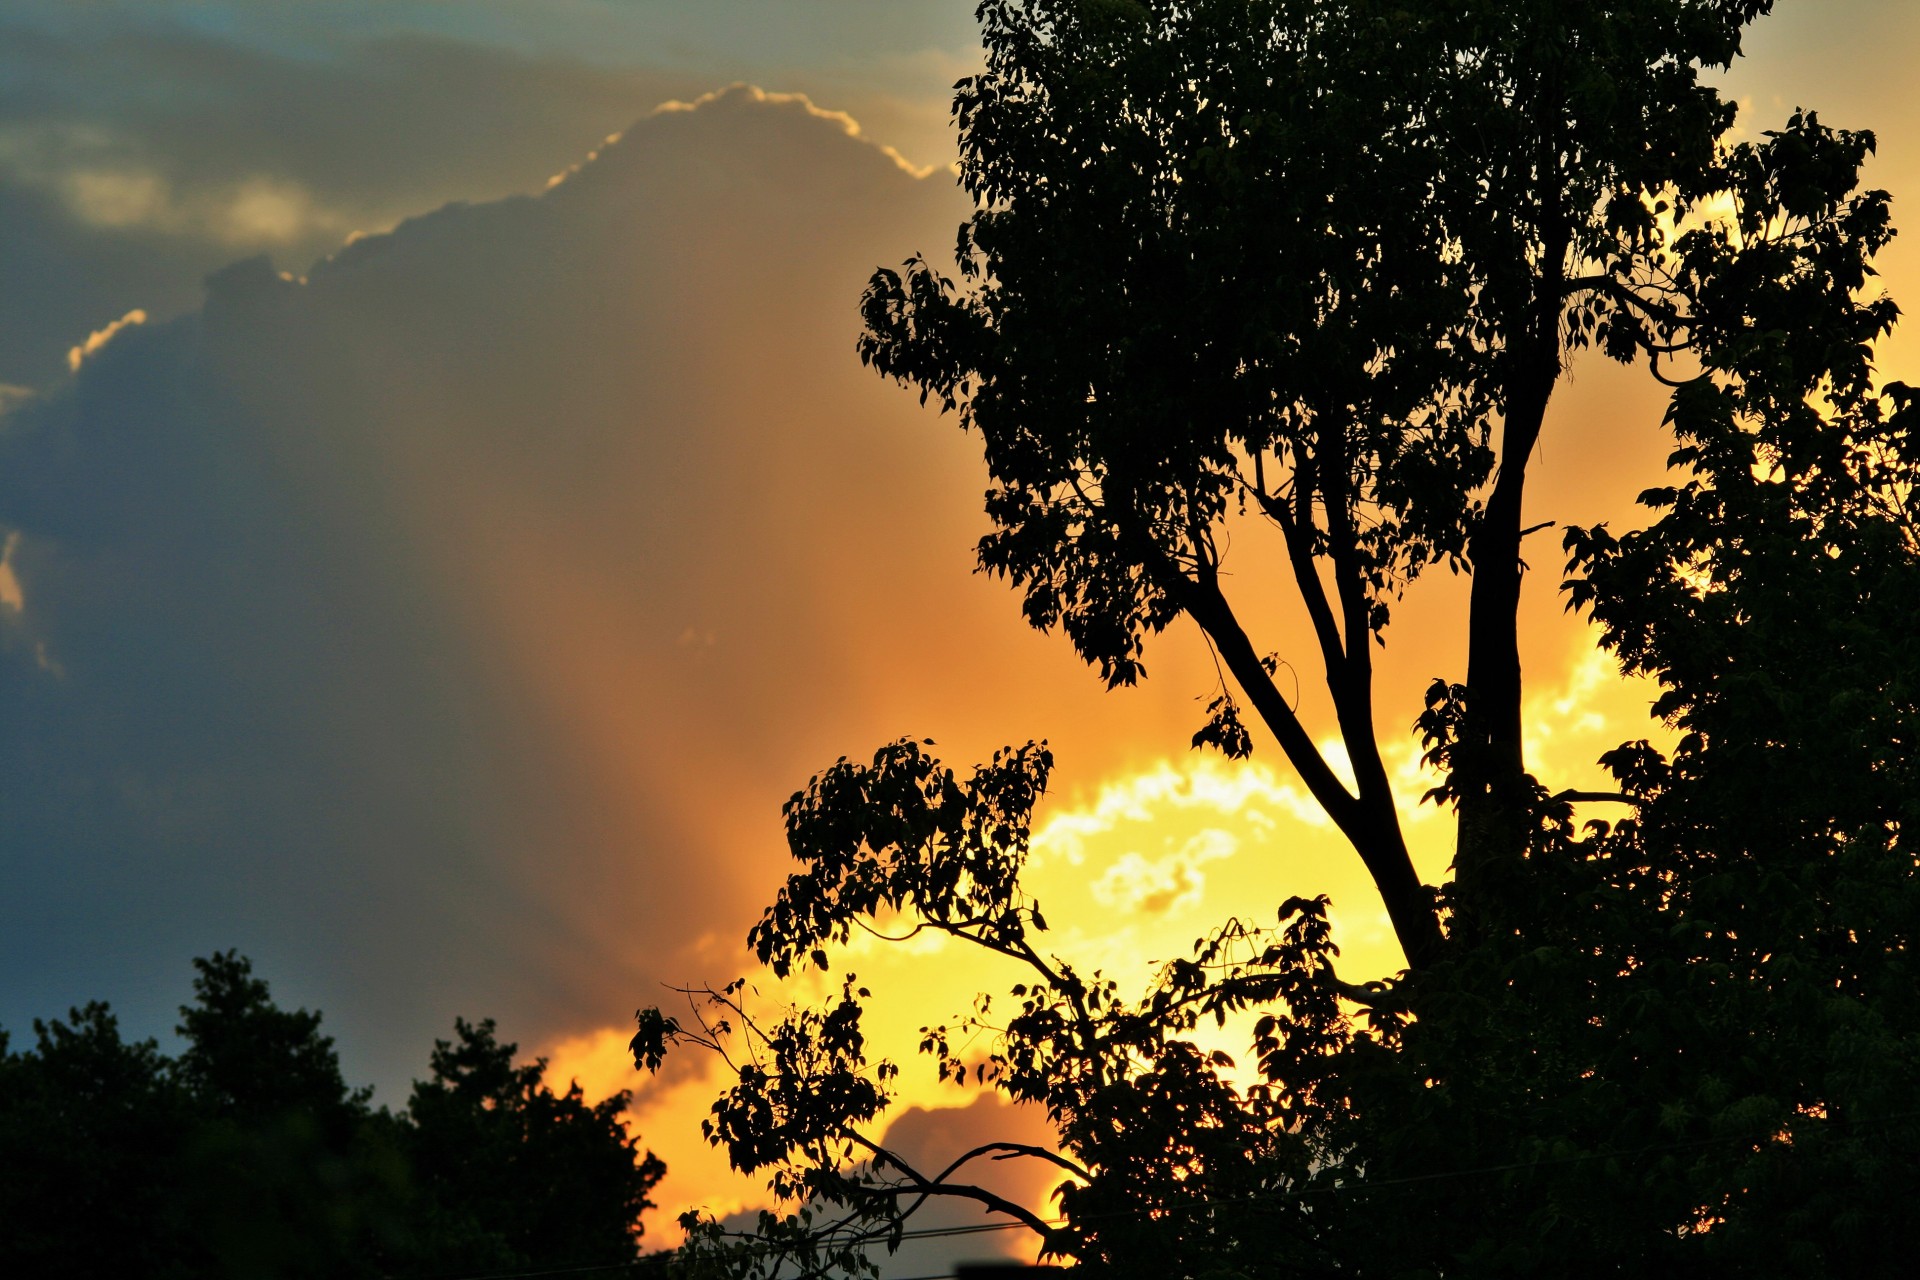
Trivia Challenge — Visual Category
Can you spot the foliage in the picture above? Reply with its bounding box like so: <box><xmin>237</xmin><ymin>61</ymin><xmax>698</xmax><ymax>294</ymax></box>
<box><xmin>0</xmin><ymin>1002</ymin><xmax>197</xmax><ymax>1277</ymax></box>
<box><xmin>855</xmin><ymin>0</ymin><xmax>1833</xmax><ymax>971</ymax></box>
<box><xmin>0</xmin><ymin>953</ymin><xmax>669</xmax><ymax>1279</ymax></box>
<box><xmin>170</xmin><ymin>954</ymin><xmax>407</xmax><ymax>1279</ymax></box>
<box><xmin>634</xmin><ymin>1</ymin><xmax>1920</xmax><ymax>1275</ymax></box>
<box><xmin>404</xmin><ymin>1016</ymin><xmax>667</xmax><ymax>1271</ymax></box>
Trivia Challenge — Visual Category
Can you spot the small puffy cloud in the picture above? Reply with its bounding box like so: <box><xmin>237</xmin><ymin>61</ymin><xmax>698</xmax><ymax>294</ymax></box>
<box><xmin>57</xmin><ymin>165</ymin><xmax>169</xmax><ymax>230</ymax></box>
<box><xmin>1033</xmin><ymin>757</ymin><xmax>1327</xmax><ymax>870</ymax></box>
<box><xmin>27</xmin><ymin>149</ymin><xmax>341</xmax><ymax>248</ymax></box>
<box><xmin>1091</xmin><ymin>827</ymin><xmax>1238</xmax><ymax>916</ymax></box>
<box><xmin>217</xmin><ymin>175</ymin><xmax>340</xmax><ymax>244</ymax></box>
<box><xmin>0</xmin><ymin>532</ymin><xmax>22</xmax><ymax>612</ymax></box>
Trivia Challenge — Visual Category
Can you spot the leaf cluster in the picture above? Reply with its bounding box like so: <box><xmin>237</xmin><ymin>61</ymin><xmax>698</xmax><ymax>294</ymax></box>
<box><xmin>862</xmin><ymin>1</ymin><xmax>1499</xmax><ymax>685</ymax></box>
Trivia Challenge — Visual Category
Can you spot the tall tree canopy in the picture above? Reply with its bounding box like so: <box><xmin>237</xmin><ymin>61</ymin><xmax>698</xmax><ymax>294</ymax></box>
<box><xmin>639</xmin><ymin>2</ymin><xmax>1920</xmax><ymax>1276</ymax></box>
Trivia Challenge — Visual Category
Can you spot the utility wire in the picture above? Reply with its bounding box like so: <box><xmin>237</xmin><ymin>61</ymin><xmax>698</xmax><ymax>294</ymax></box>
<box><xmin>703</xmin><ymin>1100</ymin><xmax>1920</xmax><ymax>1250</ymax></box>
<box><xmin>392</xmin><ymin>1262</ymin><xmax>654</xmax><ymax>1280</ymax></box>
<box><xmin>410</xmin><ymin>1103</ymin><xmax>1920</xmax><ymax>1280</ymax></box>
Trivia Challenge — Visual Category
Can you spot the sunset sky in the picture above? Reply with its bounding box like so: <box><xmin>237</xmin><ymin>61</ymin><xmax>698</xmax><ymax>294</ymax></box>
<box><xmin>3</xmin><ymin>0</ymin><xmax>1918</xmax><ymax>1265</ymax></box>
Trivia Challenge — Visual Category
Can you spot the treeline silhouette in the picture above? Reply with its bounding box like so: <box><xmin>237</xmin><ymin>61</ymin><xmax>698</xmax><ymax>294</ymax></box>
<box><xmin>0</xmin><ymin>951</ymin><xmax>670</xmax><ymax>1279</ymax></box>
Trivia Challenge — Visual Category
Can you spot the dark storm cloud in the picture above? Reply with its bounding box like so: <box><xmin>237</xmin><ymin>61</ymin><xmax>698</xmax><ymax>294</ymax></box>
<box><xmin>0</xmin><ymin>87</ymin><xmax>936</xmax><ymax>1090</ymax></box>
<box><xmin>0</xmin><ymin>86</ymin><xmax>1005</xmax><ymax>1095</ymax></box>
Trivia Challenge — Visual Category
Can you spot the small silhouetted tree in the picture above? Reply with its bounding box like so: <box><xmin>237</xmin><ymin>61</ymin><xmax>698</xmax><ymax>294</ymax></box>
<box><xmin>171</xmin><ymin>951</ymin><xmax>406</xmax><ymax>1279</ymax></box>
<box><xmin>402</xmin><ymin>1016</ymin><xmax>666</xmax><ymax>1272</ymax></box>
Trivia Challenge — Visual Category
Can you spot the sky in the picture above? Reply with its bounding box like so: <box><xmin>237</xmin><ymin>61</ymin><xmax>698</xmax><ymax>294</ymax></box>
<box><xmin>3</xmin><ymin>0</ymin><xmax>1918</xmax><ymax>1266</ymax></box>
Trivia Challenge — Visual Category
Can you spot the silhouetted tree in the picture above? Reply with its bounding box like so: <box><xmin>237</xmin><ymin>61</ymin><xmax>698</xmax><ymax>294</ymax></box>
<box><xmin>0</xmin><ymin>1003</ymin><xmax>197</xmax><ymax>1278</ymax></box>
<box><xmin>0</xmin><ymin>955</ymin><xmax>668</xmax><ymax>1279</ymax></box>
<box><xmin>640</xmin><ymin>3</ymin><xmax>1920</xmax><ymax>1276</ymax></box>
<box><xmin>401</xmin><ymin>1016</ymin><xmax>667</xmax><ymax>1272</ymax></box>
<box><xmin>170</xmin><ymin>951</ymin><xmax>406</xmax><ymax>1279</ymax></box>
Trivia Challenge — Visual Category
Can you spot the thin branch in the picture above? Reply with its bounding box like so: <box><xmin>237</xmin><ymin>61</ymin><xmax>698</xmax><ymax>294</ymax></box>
<box><xmin>930</xmin><ymin>1141</ymin><xmax>1093</xmax><ymax>1185</ymax></box>
<box><xmin>843</xmin><ymin>1132</ymin><xmax>1060</xmax><ymax>1240</ymax></box>
<box><xmin>855</xmin><ymin>918</ymin><xmax>931</xmax><ymax>944</ymax></box>
<box><xmin>1557</xmin><ymin>271</ymin><xmax>1618</xmax><ymax>299</ymax></box>
<box><xmin>1552</xmin><ymin>789</ymin><xmax>1639</xmax><ymax>805</ymax></box>
<box><xmin>930</xmin><ymin>920</ymin><xmax>1062</xmax><ymax>989</ymax></box>
<box><xmin>1253</xmin><ymin>470</ymin><xmax>1350</xmax><ymax>681</ymax></box>
<box><xmin>668</xmin><ymin>985</ymin><xmax>743</xmax><ymax>1071</ymax></box>
<box><xmin>1602</xmin><ymin>276</ymin><xmax>1687</xmax><ymax>329</ymax></box>
<box><xmin>1648</xmin><ymin>351</ymin><xmax>1706</xmax><ymax>389</ymax></box>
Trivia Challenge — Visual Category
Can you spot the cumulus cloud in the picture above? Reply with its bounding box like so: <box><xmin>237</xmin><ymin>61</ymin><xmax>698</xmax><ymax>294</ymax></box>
<box><xmin>0</xmin><ymin>83</ymin><xmax>1218</xmax><ymax>1102</ymax></box>
<box><xmin>1033</xmin><ymin>758</ymin><xmax>1328</xmax><ymax>871</ymax></box>
<box><xmin>0</xmin><ymin>13</ymin><xmax>708</xmax><ymax>386</ymax></box>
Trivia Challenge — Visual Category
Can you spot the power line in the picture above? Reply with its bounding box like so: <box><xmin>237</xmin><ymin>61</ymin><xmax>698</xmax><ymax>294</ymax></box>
<box><xmin>714</xmin><ymin>1101</ymin><xmax>1920</xmax><ymax>1250</ymax></box>
<box><xmin>393</xmin><ymin>1262</ymin><xmax>652</xmax><ymax>1280</ymax></box>
<box><xmin>412</xmin><ymin>1103</ymin><xmax>1920</xmax><ymax>1280</ymax></box>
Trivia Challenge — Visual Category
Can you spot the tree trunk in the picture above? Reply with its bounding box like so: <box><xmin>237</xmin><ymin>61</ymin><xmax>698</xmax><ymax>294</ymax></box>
<box><xmin>1183</xmin><ymin>579</ymin><xmax>1446</xmax><ymax>969</ymax></box>
<box><xmin>1456</xmin><ymin>324</ymin><xmax>1561</xmax><ymax>906</ymax></box>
